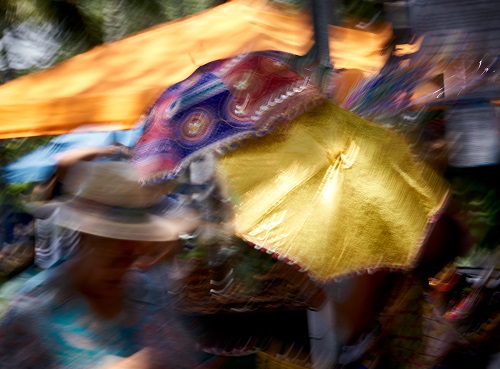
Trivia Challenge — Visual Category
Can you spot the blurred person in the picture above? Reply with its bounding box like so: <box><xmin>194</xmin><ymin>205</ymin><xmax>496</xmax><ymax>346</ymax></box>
<box><xmin>29</xmin><ymin>145</ymin><xmax>123</xmax><ymax>270</ymax></box>
<box><xmin>0</xmin><ymin>147</ymin><xmax>121</xmax><ymax>318</ymax></box>
<box><xmin>0</xmin><ymin>161</ymin><xmax>215</xmax><ymax>369</ymax></box>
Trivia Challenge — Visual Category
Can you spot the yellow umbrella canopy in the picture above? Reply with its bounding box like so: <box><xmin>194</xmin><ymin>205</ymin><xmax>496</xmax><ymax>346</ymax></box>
<box><xmin>217</xmin><ymin>101</ymin><xmax>449</xmax><ymax>282</ymax></box>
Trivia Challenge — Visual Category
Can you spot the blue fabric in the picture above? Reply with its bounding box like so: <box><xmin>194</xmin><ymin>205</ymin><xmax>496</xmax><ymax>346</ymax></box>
<box><xmin>3</xmin><ymin>126</ymin><xmax>144</xmax><ymax>184</ymax></box>
<box><xmin>4</xmin><ymin>132</ymin><xmax>115</xmax><ymax>184</ymax></box>
<box><xmin>0</xmin><ymin>266</ymin><xmax>39</xmax><ymax>319</ymax></box>
<box><xmin>0</xmin><ymin>261</ymin><xmax>202</xmax><ymax>369</ymax></box>
<box><xmin>113</xmin><ymin>124</ymin><xmax>145</xmax><ymax>148</ymax></box>
<box><xmin>0</xmin><ymin>267</ymin><xmax>140</xmax><ymax>369</ymax></box>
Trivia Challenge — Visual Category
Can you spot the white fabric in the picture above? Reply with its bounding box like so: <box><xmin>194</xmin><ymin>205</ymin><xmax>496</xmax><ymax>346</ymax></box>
<box><xmin>487</xmin><ymin>352</ymin><xmax>500</xmax><ymax>369</ymax></box>
<box><xmin>307</xmin><ymin>301</ymin><xmax>338</xmax><ymax>369</ymax></box>
<box><xmin>34</xmin><ymin>208</ymin><xmax>79</xmax><ymax>269</ymax></box>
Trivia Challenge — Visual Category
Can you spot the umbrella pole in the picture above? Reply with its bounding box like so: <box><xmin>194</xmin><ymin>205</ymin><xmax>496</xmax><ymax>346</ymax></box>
<box><xmin>311</xmin><ymin>0</ymin><xmax>334</xmax><ymax>69</ymax></box>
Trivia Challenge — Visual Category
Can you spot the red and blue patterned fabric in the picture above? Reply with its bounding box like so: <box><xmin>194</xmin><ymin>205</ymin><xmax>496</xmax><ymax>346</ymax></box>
<box><xmin>132</xmin><ymin>51</ymin><xmax>326</xmax><ymax>184</ymax></box>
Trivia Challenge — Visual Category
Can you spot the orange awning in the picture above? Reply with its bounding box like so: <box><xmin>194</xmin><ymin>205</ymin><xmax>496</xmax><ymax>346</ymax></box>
<box><xmin>0</xmin><ymin>0</ymin><xmax>391</xmax><ymax>139</ymax></box>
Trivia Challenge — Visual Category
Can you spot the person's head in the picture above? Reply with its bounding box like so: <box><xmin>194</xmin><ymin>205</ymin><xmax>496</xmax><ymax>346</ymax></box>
<box><xmin>33</xmin><ymin>161</ymin><xmax>200</xmax><ymax>297</ymax></box>
<box><xmin>71</xmin><ymin>235</ymin><xmax>185</xmax><ymax>297</ymax></box>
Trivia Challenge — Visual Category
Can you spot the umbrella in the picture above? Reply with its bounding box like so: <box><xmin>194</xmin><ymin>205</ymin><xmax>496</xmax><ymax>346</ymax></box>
<box><xmin>132</xmin><ymin>51</ymin><xmax>326</xmax><ymax>184</ymax></box>
<box><xmin>0</xmin><ymin>0</ymin><xmax>392</xmax><ymax>140</ymax></box>
<box><xmin>216</xmin><ymin>101</ymin><xmax>450</xmax><ymax>282</ymax></box>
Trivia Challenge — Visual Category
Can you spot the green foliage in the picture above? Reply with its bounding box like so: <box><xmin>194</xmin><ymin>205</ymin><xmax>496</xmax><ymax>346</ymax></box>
<box><xmin>0</xmin><ymin>136</ymin><xmax>52</xmax><ymax>211</ymax></box>
<box><xmin>0</xmin><ymin>136</ymin><xmax>53</xmax><ymax>165</ymax></box>
<box><xmin>268</xmin><ymin>0</ymin><xmax>310</xmax><ymax>10</ymax></box>
<box><xmin>0</xmin><ymin>183</ymin><xmax>31</xmax><ymax>212</ymax></box>
<box><xmin>267</xmin><ymin>0</ymin><xmax>384</xmax><ymax>19</ymax></box>
<box><xmin>447</xmin><ymin>167</ymin><xmax>500</xmax><ymax>253</ymax></box>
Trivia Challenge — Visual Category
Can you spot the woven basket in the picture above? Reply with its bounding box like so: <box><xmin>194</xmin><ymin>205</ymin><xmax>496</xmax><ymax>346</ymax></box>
<box><xmin>171</xmin><ymin>252</ymin><xmax>325</xmax><ymax>314</ymax></box>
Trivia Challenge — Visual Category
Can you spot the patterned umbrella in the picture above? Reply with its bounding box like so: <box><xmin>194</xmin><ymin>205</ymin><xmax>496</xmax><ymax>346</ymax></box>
<box><xmin>132</xmin><ymin>51</ymin><xmax>327</xmax><ymax>184</ymax></box>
